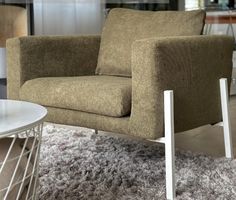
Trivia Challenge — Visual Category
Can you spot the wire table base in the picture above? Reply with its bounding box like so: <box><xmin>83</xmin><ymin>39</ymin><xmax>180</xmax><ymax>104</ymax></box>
<box><xmin>0</xmin><ymin>123</ymin><xmax>43</xmax><ymax>200</ymax></box>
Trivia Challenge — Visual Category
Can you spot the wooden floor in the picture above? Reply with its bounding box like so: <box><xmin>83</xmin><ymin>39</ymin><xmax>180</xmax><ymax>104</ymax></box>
<box><xmin>175</xmin><ymin>95</ymin><xmax>236</xmax><ymax>157</ymax></box>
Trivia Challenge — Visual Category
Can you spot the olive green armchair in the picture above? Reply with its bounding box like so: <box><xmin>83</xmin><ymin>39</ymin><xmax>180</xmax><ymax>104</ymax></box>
<box><xmin>7</xmin><ymin>8</ymin><xmax>234</xmax><ymax>200</ymax></box>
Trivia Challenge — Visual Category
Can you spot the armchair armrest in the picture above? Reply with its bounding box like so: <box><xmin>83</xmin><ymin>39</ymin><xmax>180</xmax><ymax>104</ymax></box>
<box><xmin>129</xmin><ymin>35</ymin><xmax>234</xmax><ymax>139</ymax></box>
<box><xmin>7</xmin><ymin>35</ymin><xmax>101</xmax><ymax>99</ymax></box>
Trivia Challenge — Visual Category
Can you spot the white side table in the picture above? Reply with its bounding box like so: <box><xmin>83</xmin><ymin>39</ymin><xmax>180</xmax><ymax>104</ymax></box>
<box><xmin>0</xmin><ymin>100</ymin><xmax>47</xmax><ymax>200</ymax></box>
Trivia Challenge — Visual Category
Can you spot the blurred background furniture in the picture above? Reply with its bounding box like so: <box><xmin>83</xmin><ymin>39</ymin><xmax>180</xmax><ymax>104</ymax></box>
<box><xmin>0</xmin><ymin>4</ymin><xmax>30</xmax><ymax>99</ymax></box>
<box><xmin>205</xmin><ymin>11</ymin><xmax>236</xmax><ymax>36</ymax></box>
<box><xmin>203</xmin><ymin>10</ymin><xmax>236</xmax><ymax>95</ymax></box>
<box><xmin>105</xmin><ymin>0</ymin><xmax>178</xmax><ymax>11</ymax></box>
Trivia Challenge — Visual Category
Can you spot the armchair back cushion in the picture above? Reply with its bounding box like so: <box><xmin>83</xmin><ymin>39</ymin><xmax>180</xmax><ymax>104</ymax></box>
<box><xmin>96</xmin><ymin>8</ymin><xmax>206</xmax><ymax>77</ymax></box>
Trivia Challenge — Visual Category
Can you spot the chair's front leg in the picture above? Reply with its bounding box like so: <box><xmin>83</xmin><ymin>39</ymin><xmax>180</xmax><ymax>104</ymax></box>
<box><xmin>220</xmin><ymin>78</ymin><xmax>234</xmax><ymax>159</ymax></box>
<box><xmin>164</xmin><ymin>90</ymin><xmax>176</xmax><ymax>200</ymax></box>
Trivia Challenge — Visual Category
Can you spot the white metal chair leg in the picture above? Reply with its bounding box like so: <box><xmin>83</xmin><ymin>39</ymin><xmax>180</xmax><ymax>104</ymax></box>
<box><xmin>220</xmin><ymin>78</ymin><xmax>234</xmax><ymax>159</ymax></box>
<box><xmin>164</xmin><ymin>90</ymin><xmax>176</xmax><ymax>200</ymax></box>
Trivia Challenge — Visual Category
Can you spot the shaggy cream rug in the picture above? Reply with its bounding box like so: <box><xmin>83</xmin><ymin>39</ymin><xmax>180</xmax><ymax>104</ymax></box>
<box><xmin>39</xmin><ymin>124</ymin><xmax>236</xmax><ymax>200</ymax></box>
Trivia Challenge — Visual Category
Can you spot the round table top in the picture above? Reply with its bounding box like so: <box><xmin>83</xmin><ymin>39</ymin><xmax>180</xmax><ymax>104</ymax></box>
<box><xmin>0</xmin><ymin>100</ymin><xmax>47</xmax><ymax>136</ymax></box>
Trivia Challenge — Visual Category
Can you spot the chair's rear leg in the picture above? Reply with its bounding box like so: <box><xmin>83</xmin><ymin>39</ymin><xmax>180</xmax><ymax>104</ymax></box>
<box><xmin>220</xmin><ymin>78</ymin><xmax>234</xmax><ymax>159</ymax></box>
<box><xmin>164</xmin><ymin>90</ymin><xmax>176</xmax><ymax>200</ymax></box>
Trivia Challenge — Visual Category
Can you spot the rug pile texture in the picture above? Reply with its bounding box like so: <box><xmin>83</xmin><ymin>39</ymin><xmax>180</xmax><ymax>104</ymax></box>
<box><xmin>39</xmin><ymin>124</ymin><xmax>236</xmax><ymax>200</ymax></box>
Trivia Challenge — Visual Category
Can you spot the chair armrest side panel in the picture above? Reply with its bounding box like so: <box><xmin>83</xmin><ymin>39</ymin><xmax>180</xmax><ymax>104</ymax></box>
<box><xmin>129</xmin><ymin>35</ymin><xmax>234</xmax><ymax>139</ymax></box>
<box><xmin>7</xmin><ymin>35</ymin><xmax>101</xmax><ymax>100</ymax></box>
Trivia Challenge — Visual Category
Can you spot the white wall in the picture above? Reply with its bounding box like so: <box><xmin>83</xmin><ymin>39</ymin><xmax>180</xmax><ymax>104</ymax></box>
<box><xmin>34</xmin><ymin>0</ymin><xmax>105</xmax><ymax>35</ymax></box>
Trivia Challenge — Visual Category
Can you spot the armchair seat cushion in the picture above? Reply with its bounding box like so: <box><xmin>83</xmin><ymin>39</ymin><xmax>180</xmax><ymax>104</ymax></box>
<box><xmin>20</xmin><ymin>76</ymin><xmax>132</xmax><ymax>117</ymax></box>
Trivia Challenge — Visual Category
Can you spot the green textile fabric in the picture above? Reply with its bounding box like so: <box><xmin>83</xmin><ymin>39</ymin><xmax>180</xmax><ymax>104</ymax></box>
<box><xmin>20</xmin><ymin>76</ymin><xmax>131</xmax><ymax>117</ymax></box>
<box><xmin>96</xmin><ymin>8</ymin><xmax>206</xmax><ymax>77</ymax></box>
<box><xmin>7</xmin><ymin>35</ymin><xmax>101</xmax><ymax>100</ymax></box>
<box><xmin>46</xmin><ymin>106</ymin><xmax>130</xmax><ymax>136</ymax></box>
<box><xmin>6</xmin><ymin>14</ymin><xmax>234</xmax><ymax>140</ymax></box>
<box><xmin>129</xmin><ymin>35</ymin><xmax>234</xmax><ymax>139</ymax></box>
